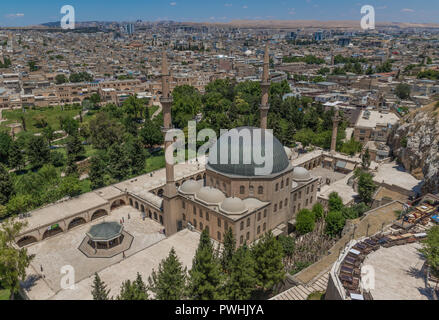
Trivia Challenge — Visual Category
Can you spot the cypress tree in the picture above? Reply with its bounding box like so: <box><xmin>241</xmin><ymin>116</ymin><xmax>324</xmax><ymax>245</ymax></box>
<box><xmin>89</xmin><ymin>154</ymin><xmax>106</xmax><ymax>190</ymax></box>
<box><xmin>0</xmin><ymin>164</ymin><xmax>14</xmax><ymax>205</ymax></box>
<box><xmin>66</xmin><ymin>133</ymin><xmax>85</xmax><ymax>161</ymax></box>
<box><xmin>148</xmin><ymin>247</ymin><xmax>187</xmax><ymax>300</ymax></box>
<box><xmin>8</xmin><ymin>142</ymin><xmax>25</xmax><ymax>171</ymax></box>
<box><xmin>108</xmin><ymin>143</ymin><xmax>130</xmax><ymax>180</ymax></box>
<box><xmin>188</xmin><ymin>229</ymin><xmax>224</xmax><ymax>300</ymax></box>
<box><xmin>225</xmin><ymin>245</ymin><xmax>257</xmax><ymax>300</ymax></box>
<box><xmin>91</xmin><ymin>273</ymin><xmax>111</xmax><ymax>300</ymax></box>
<box><xmin>27</xmin><ymin>135</ymin><xmax>50</xmax><ymax>169</ymax></box>
<box><xmin>125</xmin><ymin>137</ymin><xmax>146</xmax><ymax>176</ymax></box>
<box><xmin>117</xmin><ymin>273</ymin><xmax>148</xmax><ymax>300</ymax></box>
<box><xmin>251</xmin><ymin>232</ymin><xmax>285</xmax><ymax>292</ymax></box>
<box><xmin>221</xmin><ymin>228</ymin><xmax>236</xmax><ymax>273</ymax></box>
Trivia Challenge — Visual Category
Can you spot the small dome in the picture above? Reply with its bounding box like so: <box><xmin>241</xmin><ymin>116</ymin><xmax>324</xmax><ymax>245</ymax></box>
<box><xmin>292</xmin><ymin>167</ymin><xmax>311</xmax><ymax>182</ymax></box>
<box><xmin>179</xmin><ymin>180</ymin><xmax>202</xmax><ymax>195</ymax></box>
<box><xmin>195</xmin><ymin>187</ymin><xmax>226</xmax><ymax>205</ymax></box>
<box><xmin>284</xmin><ymin>146</ymin><xmax>293</xmax><ymax>160</ymax></box>
<box><xmin>220</xmin><ymin>197</ymin><xmax>247</xmax><ymax>214</ymax></box>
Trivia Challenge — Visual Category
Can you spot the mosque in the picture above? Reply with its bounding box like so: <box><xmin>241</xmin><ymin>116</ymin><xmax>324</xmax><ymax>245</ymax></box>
<box><xmin>159</xmin><ymin>45</ymin><xmax>318</xmax><ymax>245</ymax></box>
<box><xmin>15</xmin><ymin>46</ymin><xmax>319</xmax><ymax>248</ymax></box>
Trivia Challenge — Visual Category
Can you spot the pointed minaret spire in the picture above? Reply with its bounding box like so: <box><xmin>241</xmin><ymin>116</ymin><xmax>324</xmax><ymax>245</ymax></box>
<box><xmin>260</xmin><ymin>43</ymin><xmax>270</xmax><ymax>130</ymax></box>
<box><xmin>160</xmin><ymin>51</ymin><xmax>176</xmax><ymax>197</ymax></box>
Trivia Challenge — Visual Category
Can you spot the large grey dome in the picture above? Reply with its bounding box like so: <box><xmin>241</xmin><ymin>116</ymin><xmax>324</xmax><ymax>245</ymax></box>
<box><xmin>207</xmin><ymin>127</ymin><xmax>290</xmax><ymax>177</ymax></box>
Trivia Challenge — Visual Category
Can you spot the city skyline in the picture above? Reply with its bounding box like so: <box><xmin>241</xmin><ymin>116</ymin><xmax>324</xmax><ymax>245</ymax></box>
<box><xmin>1</xmin><ymin>0</ymin><xmax>439</xmax><ymax>27</ymax></box>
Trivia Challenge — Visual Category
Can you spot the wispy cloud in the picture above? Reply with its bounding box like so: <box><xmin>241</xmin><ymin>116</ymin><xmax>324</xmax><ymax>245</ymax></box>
<box><xmin>401</xmin><ymin>8</ymin><xmax>415</xmax><ymax>13</ymax></box>
<box><xmin>170</xmin><ymin>2</ymin><xmax>177</xmax><ymax>6</ymax></box>
<box><xmin>5</xmin><ymin>13</ymin><xmax>24</xmax><ymax>18</ymax></box>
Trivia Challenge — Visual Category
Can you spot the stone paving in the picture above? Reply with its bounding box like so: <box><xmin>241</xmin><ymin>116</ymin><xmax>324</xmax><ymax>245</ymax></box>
<box><xmin>365</xmin><ymin>242</ymin><xmax>433</xmax><ymax>300</ymax></box>
<box><xmin>24</xmin><ymin>206</ymin><xmax>165</xmax><ymax>298</ymax></box>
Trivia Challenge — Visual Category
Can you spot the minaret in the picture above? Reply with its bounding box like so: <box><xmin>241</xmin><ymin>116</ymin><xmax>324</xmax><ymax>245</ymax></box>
<box><xmin>160</xmin><ymin>51</ymin><xmax>179</xmax><ymax>236</ymax></box>
<box><xmin>260</xmin><ymin>43</ymin><xmax>270</xmax><ymax>130</ymax></box>
<box><xmin>330</xmin><ymin>108</ymin><xmax>340</xmax><ymax>154</ymax></box>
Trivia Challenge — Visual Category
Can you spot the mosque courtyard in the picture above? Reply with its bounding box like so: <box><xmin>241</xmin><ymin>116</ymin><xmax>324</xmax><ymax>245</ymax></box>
<box><xmin>21</xmin><ymin>206</ymin><xmax>177</xmax><ymax>299</ymax></box>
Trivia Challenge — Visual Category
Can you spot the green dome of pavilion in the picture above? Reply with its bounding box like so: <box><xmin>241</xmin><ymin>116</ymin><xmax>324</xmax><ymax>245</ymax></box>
<box><xmin>87</xmin><ymin>222</ymin><xmax>123</xmax><ymax>241</ymax></box>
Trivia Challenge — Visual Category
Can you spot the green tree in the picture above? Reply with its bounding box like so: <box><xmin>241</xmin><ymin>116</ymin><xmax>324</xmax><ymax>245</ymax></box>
<box><xmin>278</xmin><ymin>235</ymin><xmax>295</xmax><ymax>259</ymax></box>
<box><xmin>395</xmin><ymin>83</ymin><xmax>411</xmax><ymax>100</ymax></box>
<box><xmin>5</xmin><ymin>194</ymin><xmax>34</xmax><ymax>216</ymax></box>
<box><xmin>66</xmin><ymin>134</ymin><xmax>85</xmax><ymax>161</ymax></box>
<box><xmin>117</xmin><ymin>273</ymin><xmax>148</xmax><ymax>300</ymax></box>
<box><xmin>58</xmin><ymin>175</ymin><xmax>82</xmax><ymax>198</ymax></box>
<box><xmin>59</xmin><ymin>116</ymin><xmax>79</xmax><ymax>136</ymax></box>
<box><xmin>140</xmin><ymin>119</ymin><xmax>163</xmax><ymax>147</ymax></box>
<box><xmin>89</xmin><ymin>112</ymin><xmax>124</xmax><ymax>149</ymax></box>
<box><xmin>55</xmin><ymin>74</ymin><xmax>68</xmax><ymax>84</ymax></box>
<box><xmin>108</xmin><ymin>143</ymin><xmax>130</xmax><ymax>180</ymax></box>
<box><xmin>251</xmin><ymin>232</ymin><xmax>285</xmax><ymax>292</ymax></box>
<box><xmin>91</xmin><ymin>273</ymin><xmax>111</xmax><ymax>300</ymax></box>
<box><xmin>125</xmin><ymin>137</ymin><xmax>145</xmax><ymax>176</ymax></box>
<box><xmin>296</xmin><ymin>209</ymin><xmax>315</xmax><ymax>235</ymax></box>
<box><xmin>362</xmin><ymin>148</ymin><xmax>371</xmax><ymax>170</ymax></box>
<box><xmin>50</xmin><ymin>151</ymin><xmax>65</xmax><ymax>167</ymax></box>
<box><xmin>8</xmin><ymin>143</ymin><xmax>24</xmax><ymax>171</ymax></box>
<box><xmin>325</xmin><ymin>211</ymin><xmax>345</xmax><ymax>238</ymax></box>
<box><xmin>357</xmin><ymin>171</ymin><xmax>377</xmax><ymax>206</ymax></box>
<box><xmin>312</xmin><ymin>203</ymin><xmax>325</xmax><ymax>221</ymax></box>
<box><xmin>419</xmin><ymin>226</ymin><xmax>439</xmax><ymax>278</ymax></box>
<box><xmin>188</xmin><ymin>229</ymin><xmax>224</xmax><ymax>300</ymax></box>
<box><xmin>0</xmin><ymin>132</ymin><xmax>12</xmax><ymax>165</ymax></box>
<box><xmin>42</xmin><ymin>125</ymin><xmax>55</xmax><ymax>146</ymax></box>
<box><xmin>26</xmin><ymin>135</ymin><xmax>50</xmax><ymax>169</ymax></box>
<box><xmin>328</xmin><ymin>192</ymin><xmax>343</xmax><ymax>212</ymax></box>
<box><xmin>225</xmin><ymin>246</ymin><xmax>257</xmax><ymax>300</ymax></box>
<box><xmin>0</xmin><ymin>164</ymin><xmax>14</xmax><ymax>205</ymax></box>
<box><xmin>221</xmin><ymin>228</ymin><xmax>236</xmax><ymax>273</ymax></box>
<box><xmin>0</xmin><ymin>219</ymin><xmax>35</xmax><ymax>300</ymax></box>
<box><xmin>89</xmin><ymin>154</ymin><xmax>106</xmax><ymax>190</ymax></box>
<box><xmin>148</xmin><ymin>247</ymin><xmax>188</xmax><ymax>300</ymax></box>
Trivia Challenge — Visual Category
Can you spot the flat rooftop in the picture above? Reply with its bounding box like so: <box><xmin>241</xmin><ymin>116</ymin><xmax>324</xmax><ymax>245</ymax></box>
<box><xmin>318</xmin><ymin>173</ymin><xmax>357</xmax><ymax>205</ymax></box>
<box><xmin>22</xmin><ymin>192</ymin><xmax>109</xmax><ymax>233</ymax></box>
<box><xmin>355</xmin><ymin>110</ymin><xmax>399</xmax><ymax>128</ymax></box>
<box><xmin>373</xmin><ymin>162</ymin><xmax>422</xmax><ymax>193</ymax></box>
<box><xmin>365</xmin><ymin>243</ymin><xmax>433</xmax><ymax>300</ymax></box>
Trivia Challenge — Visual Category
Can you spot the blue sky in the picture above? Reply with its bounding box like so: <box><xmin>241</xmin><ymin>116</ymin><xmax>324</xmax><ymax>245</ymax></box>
<box><xmin>1</xmin><ymin>0</ymin><xmax>438</xmax><ymax>26</ymax></box>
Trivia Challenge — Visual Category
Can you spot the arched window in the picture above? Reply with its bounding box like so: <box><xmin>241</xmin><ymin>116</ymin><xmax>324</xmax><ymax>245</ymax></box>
<box><xmin>193</xmin><ymin>219</ymin><xmax>197</xmax><ymax>228</ymax></box>
<box><xmin>240</xmin><ymin>186</ymin><xmax>245</xmax><ymax>194</ymax></box>
<box><xmin>247</xmin><ymin>218</ymin><xmax>250</xmax><ymax>227</ymax></box>
<box><xmin>217</xmin><ymin>232</ymin><xmax>221</xmax><ymax>241</ymax></box>
<box><xmin>258</xmin><ymin>186</ymin><xmax>264</xmax><ymax>194</ymax></box>
<box><xmin>200</xmin><ymin>222</ymin><xmax>203</xmax><ymax>230</ymax></box>
<box><xmin>240</xmin><ymin>221</ymin><xmax>244</xmax><ymax>230</ymax></box>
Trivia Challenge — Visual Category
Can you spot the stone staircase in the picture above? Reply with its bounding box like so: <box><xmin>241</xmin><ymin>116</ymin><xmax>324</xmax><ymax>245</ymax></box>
<box><xmin>271</xmin><ymin>272</ymin><xmax>329</xmax><ymax>301</ymax></box>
